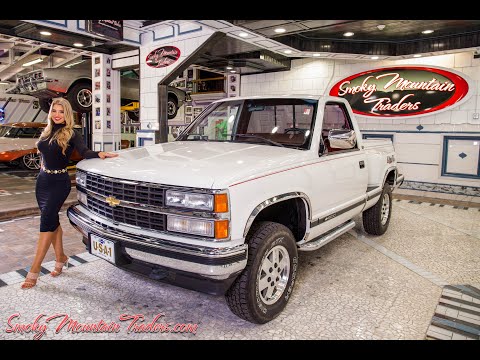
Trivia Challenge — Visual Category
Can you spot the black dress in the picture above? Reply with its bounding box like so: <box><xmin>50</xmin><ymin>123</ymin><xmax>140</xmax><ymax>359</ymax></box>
<box><xmin>36</xmin><ymin>124</ymin><xmax>99</xmax><ymax>232</ymax></box>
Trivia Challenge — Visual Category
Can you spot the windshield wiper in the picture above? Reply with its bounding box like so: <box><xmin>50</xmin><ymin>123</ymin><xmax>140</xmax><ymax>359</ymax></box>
<box><xmin>234</xmin><ymin>134</ymin><xmax>284</xmax><ymax>147</ymax></box>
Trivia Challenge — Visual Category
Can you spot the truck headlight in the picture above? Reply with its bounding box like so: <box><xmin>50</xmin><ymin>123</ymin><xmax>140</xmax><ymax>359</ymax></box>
<box><xmin>166</xmin><ymin>190</ymin><xmax>213</xmax><ymax>211</ymax></box>
<box><xmin>167</xmin><ymin>216</ymin><xmax>214</xmax><ymax>237</ymax></box>
<box><xmin>76</xmin><ymin>171</ymin><xmax>87</xmax><ymax>187</ymax></box>
<box><xmin>77</xmin><ymin>191</ymin><xmax>87</xmax><ymax>206</ymax></box>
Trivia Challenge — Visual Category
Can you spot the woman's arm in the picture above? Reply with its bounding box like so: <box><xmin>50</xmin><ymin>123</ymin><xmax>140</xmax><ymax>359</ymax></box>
<box><xmin>71</xmin><ymin>131</ymin><xmax>118</xmax><ymax>159</ymax></box>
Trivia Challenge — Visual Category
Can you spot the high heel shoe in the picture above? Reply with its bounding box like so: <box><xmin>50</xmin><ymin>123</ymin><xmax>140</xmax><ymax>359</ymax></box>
<box><xmin>21</xmin><ymin>272</ymin><xmax>40</xmax><ymax>289</ymax></box>
<box><xmin>51</xmin><ymin>256</ymin><xmax>69</xmax><ymax>277</ymax></box>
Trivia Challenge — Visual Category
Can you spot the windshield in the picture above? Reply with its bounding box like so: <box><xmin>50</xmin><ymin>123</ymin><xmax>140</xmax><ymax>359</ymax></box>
<box><xmin>177</xmin><ymin>98</ymin><xmax>318</xmax><ymax>150</ymax></box>
<box><xmin>0</xmin><ymin>126</ymin><xmax>17</xmax><ymax>138</ymax></box>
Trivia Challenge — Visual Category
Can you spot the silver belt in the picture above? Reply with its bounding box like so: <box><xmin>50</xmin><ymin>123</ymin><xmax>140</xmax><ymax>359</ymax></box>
<box><xmin>42</xmin><ymin>167</ymin><xmax>68</xmax><ymax>174</ymax></box>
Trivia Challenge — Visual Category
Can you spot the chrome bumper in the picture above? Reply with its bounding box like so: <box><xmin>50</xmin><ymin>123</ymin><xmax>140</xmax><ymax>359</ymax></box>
<box><xmin>67</xmin><ymin>205</ymin><xmax>247</xmax><ymax>280</ymax></box>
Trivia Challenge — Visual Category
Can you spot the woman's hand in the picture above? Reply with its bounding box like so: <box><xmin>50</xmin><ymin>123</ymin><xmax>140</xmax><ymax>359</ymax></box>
<box><xmin>98</xmin><ymin>152</ymin><xmax>119</xmax><ymax>159</ymax></box>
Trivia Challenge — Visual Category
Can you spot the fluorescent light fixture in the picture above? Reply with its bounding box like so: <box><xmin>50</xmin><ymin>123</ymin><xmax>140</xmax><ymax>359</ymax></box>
<box><xmin>238</xmin><ymin>32</ymin><xmax>249</xmax><ymax>38</ymax></box>
<box><xmin>283</xmin><ymin>49</ymin><xmax>292</xmax><ymax>54</ymax></box>
<box><xmin>371</xmin><ymin>56</ymin><xmax>379</xmax><ymax>60</ymax></box>
<box><xmin>226</xmin><ymin>66</ymin><xmax>233</xmax><ymax>70</ymax></box>
<box><xmin>422</xmin><ymin>29</ymin><xmax>434</xmax><ymax>34</ymax></box>
<box><xmin>313</xmin><ymin>53</ymin><xmax>321</xmax><ymax>57</ymax></box>
<box><xmin>22</xmin><ymin>58</ymin><xmax>44</xmax><ymax>67</ymax></box>
<box><xmin>40</xmin><ymin>31</ymin><xmax>52</xmax><ymax>36</ymax></box>
<box><xmin>73</xmin><ymin>43</ymin><xmax>84</xmax><ymax>47</ymax></box>
<box><xmin>413</xmin><ymin>54</ymin><xmax>422</xmax><ymax>58</ymax></box>
<box><xmin>343</xmin><ymin>32</ymin><xmax>354</xmax><ymax>37</ymax></box>
<box><xmin>274</xmin><ymin>28</ymin><xmax>286</xmax><ymax>33</ymax></box>
<box><xmin>230</xmin><ymin>70</ymin><xmax>236</xmax><ymax>73</ymax></box>
<box><xmin>64</xmin><ymin>59</ymin><xmax>86</xmax><ymax>68</ymax></box>
<box><xmin>377</xmin><ymin>24</ymin><xmax>386</xmax><ymax>30</ymax></box>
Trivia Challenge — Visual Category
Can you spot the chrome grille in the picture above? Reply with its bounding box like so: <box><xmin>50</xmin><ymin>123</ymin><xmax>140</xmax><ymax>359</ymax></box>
<box><xmin>85</xmin><ymin>172</ymin><xmax>165</xmax><ymax>207</ymax></box>
<box><xmin>86</xmin><ymin>195</ymin><xmax>166</xmax><ymax>232</ymax></box>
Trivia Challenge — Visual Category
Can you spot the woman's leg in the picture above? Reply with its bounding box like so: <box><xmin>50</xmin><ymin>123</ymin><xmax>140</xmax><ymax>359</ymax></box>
<box><xmin>51</xmin><ymin>224</ymin><xmax>67</xmax><ymax>262</ymax></box>
<box><xmin>21</xmin><ymin>230</ymin><xmax>56</xmax><ymax>288</ymax></box>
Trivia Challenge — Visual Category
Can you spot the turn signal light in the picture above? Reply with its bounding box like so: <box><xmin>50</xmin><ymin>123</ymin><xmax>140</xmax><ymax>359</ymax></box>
<box><xmin>215</xmin><ymin>220</ymin><xmax>229</xmax><ymax>239</ymax></box>
<box><xmin>214</xmin><ymin>194</ymin><xmax>229</xmax><ymax>213</ymax></box>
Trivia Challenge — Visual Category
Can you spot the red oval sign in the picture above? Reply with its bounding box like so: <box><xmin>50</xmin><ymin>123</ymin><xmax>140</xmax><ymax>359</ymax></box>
<box><xmin>329</xmin><ymin>66</ymin><xmax>470</xmax><ymax>117</ymax></box>
<box><xmin>146</xmin><ymin>46</ymin><xmax>181</xmax><ymax>68</ymax></box>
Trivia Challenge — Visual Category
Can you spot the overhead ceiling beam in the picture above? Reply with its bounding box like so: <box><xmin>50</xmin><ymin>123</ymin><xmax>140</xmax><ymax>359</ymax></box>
<box><xmin>0</xmin><ymin>46</ymin><xmax>41</xmax><ymax>81</ymax></box>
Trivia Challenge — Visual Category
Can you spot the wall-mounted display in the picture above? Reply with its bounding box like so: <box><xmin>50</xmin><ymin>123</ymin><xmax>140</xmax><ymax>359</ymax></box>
<box><xmin>106</xmin><ymin>81</ymin><xmax>111</xmax><ymax>90</ymax></box>
<box><xmin>94</xmin><ymin>57</ymin><xmax>100</xmax><ymax>65</ymax></box>
<box><xmin>95</xmin><ymin>120</ymin><xmax>101</xmax><ymax>129</ymax></box>
<box><xmin>329</xmin><ymin>66</ymin><xmax>472</xmax><ymax>118</ymax></box>
<box><xmin>95</xmin><ymin>68</ymin><xmax>100</xmax><ymax>77</ymax></box>
<box><xmin>95</xmin><ymin>82</ymin><xmax>100</xmax><ymax>90</ymax></box>
<box><xmin>185</xmin><ymin>105</ymin><xmax>192</xmax><ymax>115</ymax></box>
<box><xmin>106</xmin><ymin>68</ymin><xmax>111</xmax><ymax>77</ymax></box>
<box><xmin>95</xmin><ymin>107</ymin><xmax>100</xmax><ymax>116</ymax></box>
<box><xmin>95</xmin><ymin>94</ymin><xmax>101</xmax><ymax>103</ymax></box>
<box><xmin>185</xmin><ymin>115</ymin><xmax>192</xmax><ymax>124</ymax></box>
<box><xmin>106</xmin><ymin>107</ymin><xmax>111</xmax><ymax>116</ymax></box>
<box><xmin>145</xmin><ymin>46</ymin><xmax>181</xmax><ymax>68</ymax></box>
<box><xmin>106</xmin><ymin>94</ymin><xmax>111</xmax><ymax>103</ymax></box>
<box><xmin>193</xmin><ymin>106</ymin><xmax>203</xmax><ymax>118</ymax></box>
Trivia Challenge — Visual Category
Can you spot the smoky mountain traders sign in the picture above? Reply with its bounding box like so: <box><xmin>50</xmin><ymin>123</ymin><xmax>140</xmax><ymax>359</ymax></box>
<box><xmin>329</xmin><ymin>67</ymin><xmax>470</xmax><ymax>117</ymax></box>
<box><xmin>146</xmin><ymin>46</ymin><xmax>181</xmax><ymax>68</ymax></box>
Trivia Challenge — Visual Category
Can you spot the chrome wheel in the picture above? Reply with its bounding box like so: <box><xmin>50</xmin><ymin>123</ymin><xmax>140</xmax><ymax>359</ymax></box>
<box><xmin>22</xmin><ymin>153</ymin><xmax>41</xmax><ymax>170</ymax></box>
<box><xmin>77</xmin><ymin>89</ymin><xmax>92</xmax><ymax>108</ymax></box>
<box><xmin>257</xmin><ymin>244</ymin><xmax>290</xmax><ymax>305</ymax></box>
<box><xmin>381</xmin><ymin>193</ymin><xmax>390</xmax><ymax>225</ymax></box>
<box><xmin>167</xmin><ymin>100</ymin><xmax>177</xmax><ymax>116</ymax></box>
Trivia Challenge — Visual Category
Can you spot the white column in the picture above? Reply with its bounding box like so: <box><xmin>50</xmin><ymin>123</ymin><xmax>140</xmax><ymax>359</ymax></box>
<box><xmin>91</xmin><ymin>53</ymin><xmax>121</xmax><ymax>152</ymax></box>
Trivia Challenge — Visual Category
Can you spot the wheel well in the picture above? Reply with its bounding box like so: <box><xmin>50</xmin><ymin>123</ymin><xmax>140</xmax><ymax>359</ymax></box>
<box><xmin>249</xmin><ymin>198</ymin><xmax>307</xmax><ymax>242</ymax></box>
<box><xmin>167</xmin><ymin>92</ymin><xmax>177</xmax><ymax>103</ymax></box>
<box><xmin>385</xmin><ymin>170</ymin><xmax>396</xmax><ymax>186</ymax></box>
<box><xmin>67</xmin><ymin>79</ymin><xmax>91</xmax><ymax>94</ymax></box>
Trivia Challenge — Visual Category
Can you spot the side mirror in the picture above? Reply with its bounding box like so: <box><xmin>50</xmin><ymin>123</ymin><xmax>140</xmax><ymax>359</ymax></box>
<box><xmin>328</xmin><ymin>129</ymin><xmax>356</xmax><ymax>149</ymax></box>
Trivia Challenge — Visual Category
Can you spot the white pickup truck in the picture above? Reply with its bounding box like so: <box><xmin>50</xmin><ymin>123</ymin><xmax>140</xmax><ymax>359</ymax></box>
<box><xmin>68</xmin><ymin>95</ymin><xmax>403</xmax><ymax>323</ymax></box>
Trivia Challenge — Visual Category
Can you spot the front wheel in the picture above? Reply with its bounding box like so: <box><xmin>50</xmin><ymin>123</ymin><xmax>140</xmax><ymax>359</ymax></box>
<box><xmin>362</xmin><ymin>183</ymin><xmax>392</xmax><ymax>235</ymax></box>
<box><xmin>20</xmin><ymin>153</ymin><xmax>41</xmax><ymax>170</ymax></box>
<box><xmin>225</xmin><ymin>221</ymin><xmax>298</xmax><ymax>324</ymax></box>
<box><xmin>66</xmin><ymin>83</ymin><xmax>92</xmax><ymax>113</ymax></box>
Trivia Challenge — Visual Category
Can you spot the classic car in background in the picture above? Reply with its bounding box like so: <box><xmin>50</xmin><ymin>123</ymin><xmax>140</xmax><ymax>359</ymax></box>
<box><xmin>0</xmin><ymin>122</ymin><xmax>82</xmax><ymax>170</ymax></box>
<box><xmin>6</xmin><ymin>62</ymin><xmax>190</xmax><ymax>119</ymax></box>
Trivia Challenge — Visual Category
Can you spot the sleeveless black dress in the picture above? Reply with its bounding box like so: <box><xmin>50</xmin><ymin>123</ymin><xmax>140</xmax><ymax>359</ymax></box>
<box><xmin>36</xmin><ymin>124</ymin><xmax>99</xmax><ymax>232</ymax></box>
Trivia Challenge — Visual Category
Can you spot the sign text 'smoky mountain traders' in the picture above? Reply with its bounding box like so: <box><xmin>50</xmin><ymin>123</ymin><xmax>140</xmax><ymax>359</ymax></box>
<box><xmin>329</xmin><ymin>66</ymin><xmax>470</xmax><ymax>117</ymax></box>
<box><xmin>146</xmin><ymin>46</ymin><xmax>181</xmax><ymax>68</ymax></box>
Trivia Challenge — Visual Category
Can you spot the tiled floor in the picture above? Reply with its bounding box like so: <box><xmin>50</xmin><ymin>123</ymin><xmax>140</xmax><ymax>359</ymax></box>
<box><xmin>0</xmin><ymin>199</ymin><xmax>478</xmax><ymax>340</ymax></box>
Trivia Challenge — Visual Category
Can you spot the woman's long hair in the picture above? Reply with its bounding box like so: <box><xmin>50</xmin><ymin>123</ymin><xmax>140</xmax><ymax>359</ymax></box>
<box><xmin>37</xmin><ymin>98</ymin><xmax>75</xmax><ymax>155</ymax></box>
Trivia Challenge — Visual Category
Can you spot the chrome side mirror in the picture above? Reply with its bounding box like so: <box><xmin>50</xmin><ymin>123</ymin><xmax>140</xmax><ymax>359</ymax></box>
<box><xmin>328</xmin><ymin>129</ymin><xmax>356</xmax><ymax>149</ymax></box>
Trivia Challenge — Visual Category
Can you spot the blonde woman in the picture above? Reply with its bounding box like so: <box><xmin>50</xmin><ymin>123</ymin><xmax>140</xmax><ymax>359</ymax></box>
<box><xmin>21</xmin><ymin>98</ymin><xmax>118</xmax><ymax>289</ymax></box>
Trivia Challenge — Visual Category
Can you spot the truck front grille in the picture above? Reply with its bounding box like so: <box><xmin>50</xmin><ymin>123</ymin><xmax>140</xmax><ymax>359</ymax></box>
<box><xmin>87</xmin><ymin>195</ymin><xmax>166</xmax><ymax>232</ymax></box>
<box><xmin>85</xmin><ymin>172</ymin><xmax>165</xmax><ymax>207</ymax></box>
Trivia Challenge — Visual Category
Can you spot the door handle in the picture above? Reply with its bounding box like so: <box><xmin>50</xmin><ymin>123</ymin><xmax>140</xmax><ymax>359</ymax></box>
<box><xmin>359</xmin><ymin>160</ymin><xmax>365</xmax><ymax>169</ymax></box>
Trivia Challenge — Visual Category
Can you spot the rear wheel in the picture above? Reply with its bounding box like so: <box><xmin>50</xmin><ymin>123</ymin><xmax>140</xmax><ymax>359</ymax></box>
<box><xmin>67</xmin><ymin>83</ymin><xmax>92</xmax><ymax>113</ymax></box>
<box><xmin>20</xmin><ymin>153</ymin><xmax>41</xmax><ymax>170</ymax></box>
<box><xmin>167</xmin><ymin>95</ymin><xmax>178</xmax><ymax>119</ymax></box>
<box><xmin>225</xmin><ymin>221</ymin><xmax>298</xmax><ymax>323</ymax></box>
<box><xmin>362</xmin><ymin>184</ymin><xmax>392</xmax><ymax>235</ymax></box>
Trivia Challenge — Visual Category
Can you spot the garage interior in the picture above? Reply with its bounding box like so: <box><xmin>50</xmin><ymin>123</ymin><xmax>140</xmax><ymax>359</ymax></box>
<box><xmin>0</xmin><ymin>20</ymin><xmax>479</xmax><ymax>340</ymax></box>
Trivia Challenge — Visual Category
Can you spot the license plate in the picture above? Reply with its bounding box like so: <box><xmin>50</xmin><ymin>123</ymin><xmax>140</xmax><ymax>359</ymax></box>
<box><xmin>90</xmin><ymin>234</ymin><xmax>115</xmax><ymax>263</ymax></box>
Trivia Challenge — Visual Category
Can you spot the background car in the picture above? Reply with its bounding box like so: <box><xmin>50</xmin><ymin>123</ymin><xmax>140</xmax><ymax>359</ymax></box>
<box><xmin>0</xmin><ymin>122</ymin><xmax>82</xmax><ymax>170</ymax></box>
<box><xmin>6</xmin><ymin>62</ymin><xmax>189</xmax><ymax>120</ymax></box>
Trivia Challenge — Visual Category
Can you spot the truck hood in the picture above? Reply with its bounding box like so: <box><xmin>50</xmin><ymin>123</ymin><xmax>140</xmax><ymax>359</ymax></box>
<box><xmin>77</xmin><ymin>141</ymin><xmax>310</xmax><ymax>189</ymax></box>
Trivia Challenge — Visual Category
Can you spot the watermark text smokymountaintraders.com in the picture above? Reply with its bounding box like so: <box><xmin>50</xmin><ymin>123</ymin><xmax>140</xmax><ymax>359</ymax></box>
<box><xmin>4</xmin><ymin>313</ymin><xmax>198</xmax><ymax>339</ymax></box>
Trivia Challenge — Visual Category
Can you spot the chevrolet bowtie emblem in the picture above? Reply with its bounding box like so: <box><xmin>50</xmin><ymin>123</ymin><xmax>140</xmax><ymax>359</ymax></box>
<box><xmin>105</xmin><ymin>196</ymin><xmax>121</xmax><ymax>207</ymax></box>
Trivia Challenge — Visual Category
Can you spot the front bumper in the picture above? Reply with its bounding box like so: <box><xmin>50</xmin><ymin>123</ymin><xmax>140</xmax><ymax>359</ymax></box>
<box><xmin>67</xmin><ymin>205</ymin><xmax>248</xmax><ymax>295</ymax></box>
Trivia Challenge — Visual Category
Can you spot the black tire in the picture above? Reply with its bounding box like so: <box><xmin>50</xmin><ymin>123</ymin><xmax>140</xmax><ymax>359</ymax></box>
<box><xmin>362</xmin><ymin>183</ymin><xmax>392</xmax><ymax>235</ymax></box>
<box><xmin>39</xmin><ymin>98</ymin><xmax>52</xmax><ymax>114</ymax></box>
<box><xmin>127</xmin><ymin>110</ymin><xmax>139</xmax><ymax>121</ymax></box>
<box><xmin>167</xmin><ymin>95</ymin><xmax>178</xmax><ymax>119</ymax></box>
<box><xmin>20</xmin><ymin>153</ymin><xmax>41</xmax><ymax>170</ymax></box>
<box><xmin>225</xmin><ymin>221</ymin><xmax>298</xmax><ymax>324</ymax></box>
<box><xmin>66</xmin><ymin>82</ymin><xmax>92</xmax><ymax>113</ymax></box>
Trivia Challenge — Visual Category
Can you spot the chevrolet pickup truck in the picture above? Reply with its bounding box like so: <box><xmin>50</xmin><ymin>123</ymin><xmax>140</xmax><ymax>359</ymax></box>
<box><xmin>67</xmin><ymin>95</ymin><xmax>404</xmax><ymax>324</ymax></box>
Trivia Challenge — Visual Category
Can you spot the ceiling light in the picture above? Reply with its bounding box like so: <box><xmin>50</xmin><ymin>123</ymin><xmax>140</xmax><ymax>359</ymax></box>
<box><xmin>274</xmin><ymin>28</ymin><xmax>286</xmax><ymax>34</ymax></box>
<box><xmin>230</xmin><ymin>70</ymin><xmax>236</xmax><ymax>73</ymax></box>
<box><xmin>422</xmin><ymin>30</ymin><xmax>434</xmax><ymax>34</ymax></box>
<box><xmin>64</xmin><ymin>60</ymin><xmax>86</xmax><ymax>68</ymax></box>
<box><xmin>313</xmin><ymin>53</ymin><xmax>321</xmax><ymax>57</ymax></box>
<box><xmin>226</xmin><ymin>66</ymin><xmax>233</xmax><ymax>70</ymax></box>
<box><xmin>73</xmin><ymin>43</ymin><xmax>84</xmax><ymax>47</ymax></box>
<box><xmin>413</xmin><ymin>54</ymin><xmax>422</xmax><ymax>58</ymax></box>
<box><xmin>40</xmin><ymin>31</ymin><xmax>52</xmax><ymax>36</ymax></box>
<box><xmin>377</xmin><ymin>25</ymin><xmax>386</xmax><ymax>30</ymax></box>
<box><xmin>238</xmin><ymin>32</ymin><xmax>249</xmax><ymax>38</ymax></box>
<box><xmin>371</xmin><ymin>56</ymin><xmax>379</xmax><ymax>60</ymax></box>
<box><xmin>343</xmin><ymin>32</ymin><xmax>354</xmax><ymax>37</ymax></box>
<box><xmin>283</xmin><ymin>49</ymin><xmax>292</xmax><ymax>54</ymax></box>
<box><xmin>22</xmin><ymin>58</ymin><xmax>44</xmax><ymax>67</ymax></box>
